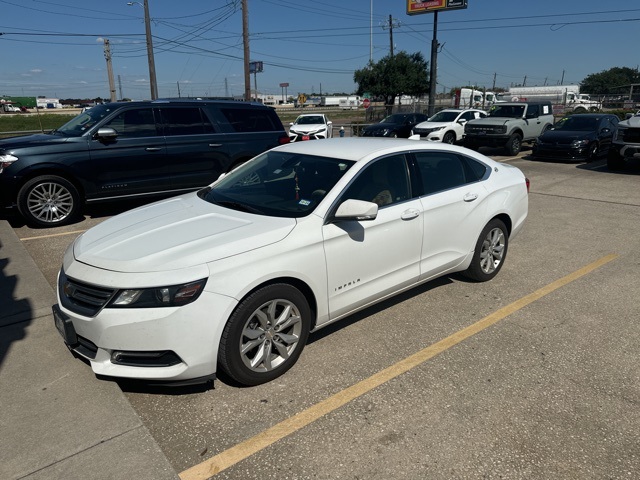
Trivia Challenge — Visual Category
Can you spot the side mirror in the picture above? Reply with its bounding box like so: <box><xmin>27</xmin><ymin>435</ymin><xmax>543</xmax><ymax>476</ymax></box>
<box><xmin>600</xmin><ymin>127</ymin><xmax>611</xmax><ymax>134</ymax></box>
<box><xmin>334</xmin><ymin>199</ymin><xmax>378</xmax><ymax>221</ymax></box>
<box><xmin>458</xmin><ymin>119</ymin><xmax>467</xmax><ymax>124</ymax></box>
<box><xmin>95</xmin><ymin>127</ymin><xmax>118</xmax><ymax>140</ymax></box>
<box><xmin>327</xmin><ymin>120</ymin><xmax>333</xmax><ymax>125</ymax></box>
<box><xmin>408</xmin><ymin>134</ymin><xmax>420</xmax><ymax>141</ymax></box>
<box><xmin>290</xmin><ymin>122</ymin><xmax>294</xmax><ymax>126</ymax></box>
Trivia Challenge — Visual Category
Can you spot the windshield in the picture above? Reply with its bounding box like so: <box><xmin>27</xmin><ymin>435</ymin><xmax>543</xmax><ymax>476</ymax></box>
<box><xmin>295</xmin><ymin>116</ymin><xmax>325</xmax><ymax>125</ymax></box>
<box><xmin>554</xmin><ymin>116</ymin><xmax>598</xmax><ymax>131</ymax></box>
<box><xmin>56</xmin><ymin>104</ymin><xmax>120</xmax><ymax>137</ymax></box>
<box><xmin>199</xmin><ymin>150</ymin><xmax>354</xmax><ymax>218</ymax></box>
<box><xmin>428</xmin><ymin>111</ymin><xmax>460</xmax><ymax>122</ymax></box>
<box><xmin>489</xmin><ymin>105</ymin><xmax>525</xmax><ymax>118</ymax></box>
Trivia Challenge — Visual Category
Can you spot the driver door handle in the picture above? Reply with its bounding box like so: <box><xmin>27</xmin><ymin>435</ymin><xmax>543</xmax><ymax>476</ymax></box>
<box><xmin>209</xmin><ymin>143</ymin><xmax>223</xmax><ymax>148</ymax></box>
<box><xmin>145</xmin><ymin>147</ymin><xmax>162</xmax><ymax>152</ymax></box>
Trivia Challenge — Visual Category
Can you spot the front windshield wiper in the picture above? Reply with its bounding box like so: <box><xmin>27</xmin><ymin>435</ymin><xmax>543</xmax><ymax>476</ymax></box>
<box><xmin>215</xmin><ymin>200</ymin><xmax>264</xmax><ymax>215</ymax></box>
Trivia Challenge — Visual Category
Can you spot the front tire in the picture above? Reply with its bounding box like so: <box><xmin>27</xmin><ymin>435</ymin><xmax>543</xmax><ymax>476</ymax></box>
<box><xmin>463</xmin><ymin>219</ymin><xmax>509</xmax><ymax>282</ymax></box>
<box><xmin>17</xmin><ymin>175</ymin><xmax>81</xmax><ymax>227</ymax></box>
<box><xmin>442</xmin><ymin>131</ymin><xmax>456</xmax><ymax>144</ymax></box>
<box><xmin>218</xmin><ymin>284</ymin><xmax>311</xmax><ymax>386</ymax></box>
<box><xmin>505</xmin><ymin>133</ymin><xmax>522</xmax><ymax>156</ymax></box>
<box><xmin>587</xmin><ymin>142</ymin><xmax>599</xmax><ymax>162</ymax></box>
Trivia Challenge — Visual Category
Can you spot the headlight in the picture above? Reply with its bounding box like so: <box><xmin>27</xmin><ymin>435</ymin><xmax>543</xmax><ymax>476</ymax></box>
<box><xmin>432</xmin><ymin>126</ymin><xmax>445</xmax><ymax>132</ymax></box>
<box><xmin>109</xmin><ymin>278</ymin><xmax>207</xmax><ymax>308</ymax></box>
<box><xmin>571</xmin><ymin>139</ymin><xmax>589</xmax><ymax>148</ymax></box>
<box><xmin>0</xmin><ymin>154</ymin><xmax>18</xmax><ymax>174</ymax></box>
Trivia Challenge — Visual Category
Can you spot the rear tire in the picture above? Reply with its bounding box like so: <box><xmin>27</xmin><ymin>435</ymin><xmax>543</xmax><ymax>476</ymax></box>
<box><xmin>17</xmin><ymin>175</ymin><xmax>81</xmax><ymax>228</ymax></box>
<box><xmin>463</xmin><ymin>219</ymin><xmax>509</xmax><ymax>282</ymax></box>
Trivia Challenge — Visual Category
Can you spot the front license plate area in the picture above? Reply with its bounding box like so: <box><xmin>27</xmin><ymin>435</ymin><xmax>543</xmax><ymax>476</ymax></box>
<box><xmin>53</xmin><ymin>305</ymin><xmax>78</xmax><ymax>346</ymax></box>
<box><xmin>302</xmin><ymin>135</ymin><xmax>310</xmax><ymax>141</ymax></box>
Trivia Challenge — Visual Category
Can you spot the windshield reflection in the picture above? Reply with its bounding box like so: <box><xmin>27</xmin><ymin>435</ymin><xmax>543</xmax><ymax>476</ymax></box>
<box><xmin>56</xmin><ymin>104</ymin><xmax>119</xmax><ymax>137</ymax></box>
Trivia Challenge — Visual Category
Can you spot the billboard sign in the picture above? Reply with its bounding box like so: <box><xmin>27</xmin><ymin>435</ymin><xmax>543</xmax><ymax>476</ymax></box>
<box><xmin>249</xmin><ymin>61</ymin><xmax>264</xmax><ymax>74</ymax></box>
<box><xmin>407</xmin><ymin>0</ymin><xmax>468</xmax><ymax>15</ymax></box>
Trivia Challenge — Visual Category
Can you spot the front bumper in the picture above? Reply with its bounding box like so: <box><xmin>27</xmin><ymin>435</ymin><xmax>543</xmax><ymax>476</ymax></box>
<box><xmin>55</xmin><ymin>272</ymin><xmax>238</xmax><ymax>383</ymax></box>
<box><xmin>289</xmin><ymin>132</ymin><xmax>327</xmax><ymax>142</ymax></box>
<box><xmin>464</xmin><ymin>133</ymin><xmax>510</xmax><ymax>148</ymax></box>
<box><xmin>532</xmin><ymin>144</ymin><xmax>591</xmax><ymax>160</ymax></box>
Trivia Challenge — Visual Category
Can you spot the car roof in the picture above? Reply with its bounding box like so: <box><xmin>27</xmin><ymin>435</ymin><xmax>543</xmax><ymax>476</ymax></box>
<box><xmin>273</xmin><ymin>137</ymin><xmax>484</xmax><ymax>162</ymax></box>
<box><xmin>97</xmin><ymin>99</ymin><xmax>270</xmax><ymax>108</ymax></box>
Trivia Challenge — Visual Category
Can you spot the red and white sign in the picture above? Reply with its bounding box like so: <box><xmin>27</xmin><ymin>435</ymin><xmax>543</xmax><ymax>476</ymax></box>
<box><xmin>362</xmin><ymin>98</ymin><xmax>371</xmax><ymax>109</ymax></box>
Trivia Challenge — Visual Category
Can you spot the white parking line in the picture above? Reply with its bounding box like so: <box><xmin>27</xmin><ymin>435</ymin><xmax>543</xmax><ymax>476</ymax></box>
<box><xmin>20</xmin><ymin>229</ymin><xmax>86</xmax><ymax>241</ymax></box>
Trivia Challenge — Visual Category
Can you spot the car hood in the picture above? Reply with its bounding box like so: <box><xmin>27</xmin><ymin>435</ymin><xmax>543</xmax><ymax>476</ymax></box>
<box><xmin>290</xmin><ymin>124</ymin><xmax>326</xmax><ymax>132</ymax></box>
<box><xmin>365</xmin><ymin>123</ymin><xmax>399</xmax><ymax>132</ymax></box>
<box><xmin>73</xmin><ymin>194</ymin><xmax>296</xmax><ymax>273</ymax></box>
<box><xmin>539</xmin><ymin>130</ymin><xmax>594</xmax><ymax>142</ymax></box>
<box><xmin>414</xmin><ymin>121</ymin><xmax>452</xmax><ymax>129</ymax></box>
<box><xmin>0</xmin><ymin>132</ymin><xmax>74</xmax><ymax>150</ymax></box>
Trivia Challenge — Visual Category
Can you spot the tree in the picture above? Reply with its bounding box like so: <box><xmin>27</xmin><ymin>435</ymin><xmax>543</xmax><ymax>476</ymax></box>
<box><xmin>581</xmin><ymin>67</ymin><xmax>640</xmax><ymax>94</ymax></box>
<box><xmin>354</xmin><ymin>52</ymin><xmax>429</xmax><ymax>111</ymax></box>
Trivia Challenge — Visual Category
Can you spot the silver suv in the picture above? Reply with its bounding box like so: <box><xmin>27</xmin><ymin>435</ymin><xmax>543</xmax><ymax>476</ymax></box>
<box><xmin>607</xmin><ymin>112</ymin><xmax>640</xmax><ymax>170</ymax></box>
<box><xmin>464</xmin><ymin>102</ymin><xmax>554</xmax><ymax>155</ymax></box>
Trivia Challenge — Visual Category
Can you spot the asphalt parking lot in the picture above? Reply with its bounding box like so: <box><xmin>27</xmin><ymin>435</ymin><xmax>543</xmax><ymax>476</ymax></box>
<box><xmin>3</xmin><ymin>148</ymin><xmax>640</xmax><ymax>479</ymax></box>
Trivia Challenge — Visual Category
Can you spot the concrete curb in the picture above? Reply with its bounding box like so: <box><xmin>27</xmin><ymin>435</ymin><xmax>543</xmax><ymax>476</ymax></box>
<box><xmin>0</xmin><ymin>220</ymin><xmax>179</xmax><ymax>480</ymax></box>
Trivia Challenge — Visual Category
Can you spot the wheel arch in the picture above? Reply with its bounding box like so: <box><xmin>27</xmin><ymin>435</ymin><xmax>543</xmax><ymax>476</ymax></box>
<box><xmin>16</xmin><ymin>167</ymin><xmax>86</xmax><ymax>200</ymax></box>
<box><xmin>233</xmin><ymin>276</ymin><xmax>319</xmax><ymax>330</ymax></box>
<box><xmin>491</xmin><ymin>213</ymin><xmax>512</xmax><ymax>236</ymax></box>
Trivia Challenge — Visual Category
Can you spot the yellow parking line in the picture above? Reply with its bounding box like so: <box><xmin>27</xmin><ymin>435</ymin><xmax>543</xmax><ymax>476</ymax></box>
<box><xmin>178</xmin><ymin>253</ymin><xmax>618</xmax><ymax>480</ymax></box>
<box><xmin>20</xmin><ymin>229</ymin><xmax>86</xmax><ymax>241</ymax></box>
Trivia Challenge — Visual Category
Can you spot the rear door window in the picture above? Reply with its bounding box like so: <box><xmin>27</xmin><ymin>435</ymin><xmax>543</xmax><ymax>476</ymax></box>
<box><xmin>219</xmin><ymin>108</ymin><xmax>279</xmax><ymax>132</ymax></box>
<box><xmin>160</xmin><ymin>107</ymin><xmax>216</xmax><ymax>136</ymax></box>
<box><xmin>413</xmin><ymin>152</ymin><xmax>489</xmax><ymax>195</ymax></box>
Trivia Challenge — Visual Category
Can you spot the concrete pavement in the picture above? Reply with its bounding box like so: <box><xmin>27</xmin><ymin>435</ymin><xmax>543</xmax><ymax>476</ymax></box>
<box><xmin>0</xmin><ymin>220</ymin><xmax>179</xmax><ymax>480</ymax></box>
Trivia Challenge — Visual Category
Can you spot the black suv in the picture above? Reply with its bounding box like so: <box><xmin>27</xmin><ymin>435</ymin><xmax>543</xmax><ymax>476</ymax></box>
<box><xmin>0</xmin><ymin>99</ymin><xmax>289</xmax><ymax>227</ymax></box>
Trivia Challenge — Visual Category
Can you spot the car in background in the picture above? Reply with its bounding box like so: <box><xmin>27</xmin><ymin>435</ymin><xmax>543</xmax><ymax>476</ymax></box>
<box><xmin>361</xmin><ymin>113</ymin><xmax>429</xmax><ymax>138</ymax></box>
<box><xmin>288</xmin><ymin>114</ymin><xmax>333</xmax><ymax>141</ymax></box>
<box><xmin>607</xmin><ymin>111</ymin><xmax>640</xmax><ymax>170</ymax></box>
<box><xmin>0</xmin><ymin>99</ymin><xmax>289</xmax><ymax>227</ymax></box>
<box><xmin>53</xmin><ymin>138</ymin><xmax>529</xmax><ymax>387</ymax></box>
<box><xmin>532</xmin><ymin>113</ymin><xmax>619</xmax><ymax>162</ymax></box>
<box><xmin>411</xmin><ymin>109</ymin><xmax>487</xmax><ymax>144</ymax></box>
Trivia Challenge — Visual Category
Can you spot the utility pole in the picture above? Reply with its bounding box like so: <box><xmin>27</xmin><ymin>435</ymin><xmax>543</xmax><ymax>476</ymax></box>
<box><xmin>522</xmin><ymin>75</ymin><xmax>527</xmax><ymax>87</ymax></box>
<box><xmin>428</xmin><ymin>11</ymin><xmax>439</xmax><ymax>116</ymax></box>
<box><xmin>381</xmin><ymin>14</ymin><xmax>400</xmax><ymax>57</ymax></box>
<box><xmin>118</xmin><ymin>75</ymin><xmax>123</xmax><ymax>100</ymax></box>
<box><xmin>143</xmin><ymin>0</ymin><xmax>158</xmax><ymax>99</ymax></box>
<box><xmin>242</xmin><ymin>0</ymin><xmax>251</xmax><ymax>101</ymax></box>
<box><xmin>103</xmin><ymin>39</ymin><xmax>116</xmax><ymax>102</ymax></box>
<box><xmin>492</xmin><ymin>72</ymin><xmax>497</xmax><ymax>91</ymax></box>
<box><xmin>127</xmin><ymin>1</ymin><xmax>158</xmax><ymax>99</ymax></box>
<box><xmin>177</xmin><ymin>81</ymin><xmax>181</xmax><ymax>98</ymax></box>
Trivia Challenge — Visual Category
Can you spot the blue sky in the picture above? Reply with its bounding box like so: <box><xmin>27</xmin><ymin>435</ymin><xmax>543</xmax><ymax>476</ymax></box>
<box><xmin>1</xmin><ymin>0</ymin><xmax>639</xmax><ymax>100</ymax></box>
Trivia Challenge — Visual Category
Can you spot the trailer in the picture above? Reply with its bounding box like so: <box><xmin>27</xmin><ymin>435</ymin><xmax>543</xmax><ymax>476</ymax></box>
<box><xmin>505</xmin><ymin>85</ymin><xmax>601</xmax><ymax>112</ymax></box>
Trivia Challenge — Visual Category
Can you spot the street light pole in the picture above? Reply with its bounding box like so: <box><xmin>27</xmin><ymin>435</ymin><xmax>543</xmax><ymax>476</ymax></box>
<box><xmin>128</xmin><ymin>1</ymin><xmax>158</xmax><ymax>99</ymax></box>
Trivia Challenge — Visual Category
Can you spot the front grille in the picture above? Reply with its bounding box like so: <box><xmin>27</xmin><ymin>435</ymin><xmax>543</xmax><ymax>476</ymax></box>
<box><xmin>413</xmin><ymin>127</ymin><xmax>437</xmax><ymax>136</ymax></box>
<box><xmin>467</xmin><ymin>125</ymin><xmax>504</xmax><ymax>134</ymax></box>
<box><xmin>59</xmin><ymin>270</ymin><xmax>116</xmax><ymax>317</ymax></box>
<box><xmin>619</xmin><ymin>128</ymin><xmax>640</xmax><ymax>143</ymax></box>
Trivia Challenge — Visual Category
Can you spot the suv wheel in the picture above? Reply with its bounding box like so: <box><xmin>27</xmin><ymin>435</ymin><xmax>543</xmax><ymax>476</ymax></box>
<box><xmin>17</xmin><ymin>175</ymin><xmax>81</xmax><ymax>227</ymax></box>
<box><xmin>607</xmin><ymin>150</ymin><xmax>625</xmax><ymax>171</ymax></box>
<box><xmin>443</xmin><ymin>131</ymin><xmax>456</xmax><ymax>144</ymax></box>
<box><xmin>587</xmin><ymin>142</ymin><xmax>599</xmax><ymax>162</ymax></box>
<box><xmin>505</xmin><ymin>133</ymin><xmax>522</xmax><ymax>156</ymax></box>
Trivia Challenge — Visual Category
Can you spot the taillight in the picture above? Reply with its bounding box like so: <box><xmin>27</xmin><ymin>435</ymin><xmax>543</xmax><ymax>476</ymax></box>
<box><xmin>525</xmin><ymin>177</ymin><xmax>530</xmax><ymax>193</ymax></box>
<box><xmin>279</xmin><ymin>135</ymin><xmax>290</xmax><ymax>145</ymax></box>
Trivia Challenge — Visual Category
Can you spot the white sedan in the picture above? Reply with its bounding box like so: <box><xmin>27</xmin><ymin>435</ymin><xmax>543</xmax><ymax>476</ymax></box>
<box><xmin>289</xmin><ymin>114</ymin><xmax>333</xmax><ymax>141</ymax></box>
<box><xmin>54</xmin><ymin>138</ymin><xmax>529</xmax><ymax>386</ymax></box>
<box><xmin>411</xmin><ymin>108</ymin><xmax>487</xmax><ymax>144</ymax></box>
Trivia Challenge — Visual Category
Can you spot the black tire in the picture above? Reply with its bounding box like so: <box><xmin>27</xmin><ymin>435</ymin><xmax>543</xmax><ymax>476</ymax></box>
<box><xmin>218</xmin><ymin>283</ymin><xmax>311</xmax><ymax>386</ymax></box>
<box><xmin>607</xmin><ymin>150</ymin><xmax>625</xmax><ymax>171</ymax></box>
<box><xmin>442</xmin><ymin>131</ymin><xmax>456</xmax><ymax>144</ymax></box>
<box><xmin>17</xmin><ymin>175</ymin><xmax>81</xmax><ymax>228</ymax></box>
<box><xmin>462</xmin><ymin>219</ymin><xmax>509</xmax><ymax>282</ymax></box>
<box><xmin>505</xmin><ymin>133</ymin><xmax>522</xmax><ymax>156</ymax></box>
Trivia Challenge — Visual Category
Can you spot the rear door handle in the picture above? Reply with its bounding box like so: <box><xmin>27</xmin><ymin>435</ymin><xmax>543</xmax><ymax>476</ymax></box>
<box><xmin>463</xmin><ymin>193</ymin><xmax>478</xmax><ymax>202</ymax></box>
<box><xmin>209</xmin><ymin>143</ymin><xmax>223</xmax><ymax>148</ymax></box>
<box><xmin>401</xmin><ymin>208</ymin><xmax>420</xmax><ymax>220</ymax></box>
<box><xmin>145</xmin><ymin>147</ymin><xmax>162</xmax><ymax>152</ymax></box>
